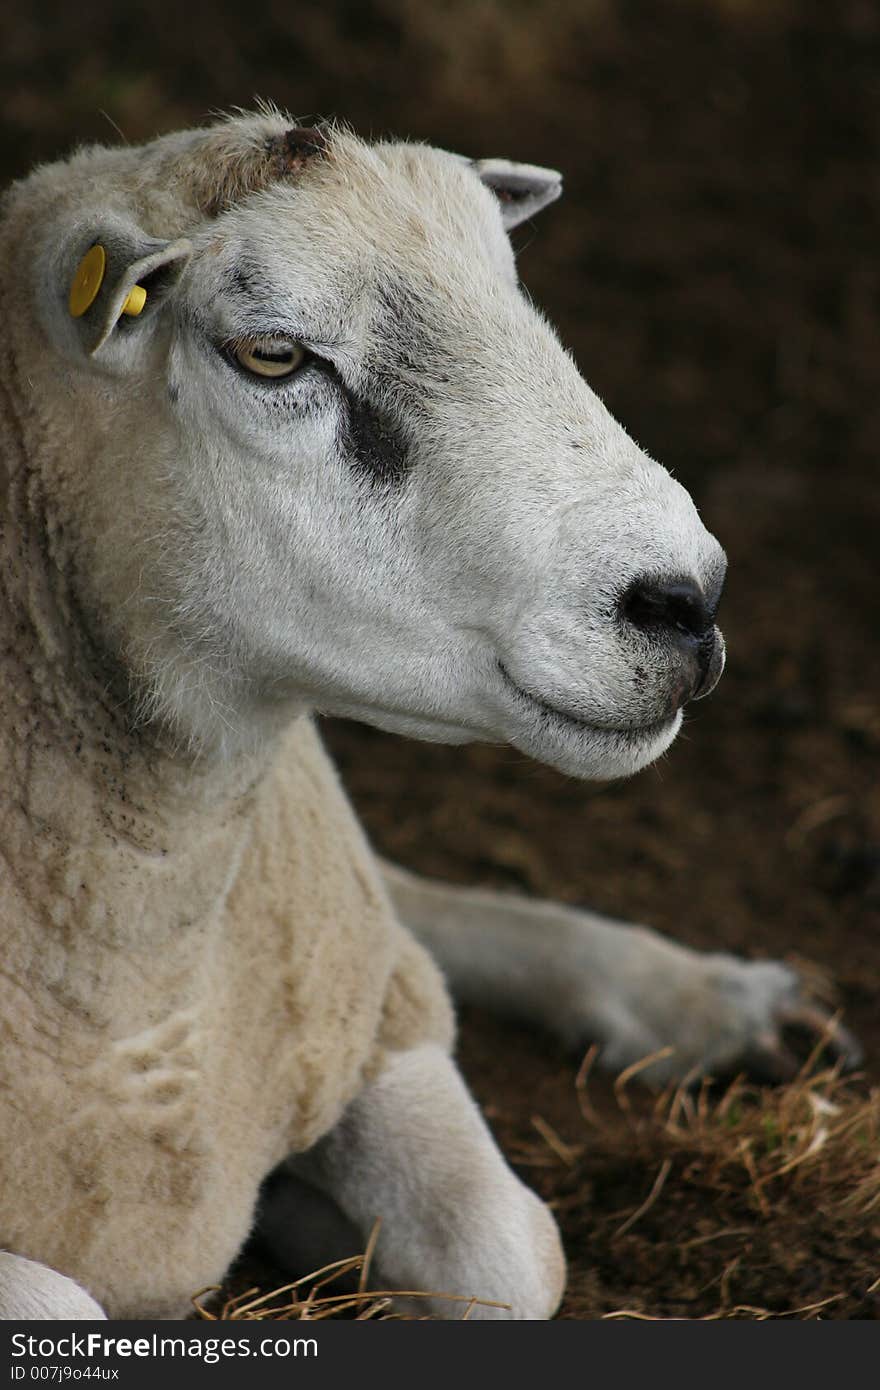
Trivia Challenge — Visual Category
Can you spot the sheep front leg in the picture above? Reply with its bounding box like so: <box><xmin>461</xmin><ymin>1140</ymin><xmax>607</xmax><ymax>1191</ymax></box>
<box><xmin>264</xmin><ymin>1045</ymin><xmax>565</xmax><ymax>1319</ymax></box>
<box><xmin>0</xmin><ymin>1253</ymin><xmax>106</xmax><ymax>1319</ymax></box>
<box><xmin>380</xmin><ymin>861</ymin><xmax>861</xmax><ymax>1085</ymax></box>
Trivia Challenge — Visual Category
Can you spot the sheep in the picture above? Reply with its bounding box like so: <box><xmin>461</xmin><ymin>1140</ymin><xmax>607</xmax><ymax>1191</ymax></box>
<box><xmin>0</xmin><ymin>110</ymin><xmax>859</xmax><ymax>1321</ymax></box>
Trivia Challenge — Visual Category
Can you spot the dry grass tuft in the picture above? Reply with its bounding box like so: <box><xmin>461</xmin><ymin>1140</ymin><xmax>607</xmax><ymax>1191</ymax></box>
<box><xmin>552</xmin><ymin>1058</ymin><xmax>880</xmax><ymax>1319</ymax></box>
<box><xmin>192</xmin><ymin>1219</ymin><xmax>509</xmax><ymax>1321</ymax></box>
<box><xmin>606</xmin><ymin>1064</ymin><xmax>880</xmax><ymax>1225</ymax></box>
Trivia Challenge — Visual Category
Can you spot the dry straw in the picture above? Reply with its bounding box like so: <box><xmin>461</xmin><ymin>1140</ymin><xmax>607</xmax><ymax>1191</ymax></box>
<box><xmin>191</xmin><ymin>1218</ymin><xmax>511</xmax><ymax>1321</ymax></box>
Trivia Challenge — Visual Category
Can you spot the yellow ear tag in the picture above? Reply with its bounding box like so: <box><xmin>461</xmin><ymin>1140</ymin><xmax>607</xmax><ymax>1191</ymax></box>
<box><xmin>69</xmin><ymin>245</ymin><xmax>147</xmax><ymax>321</ymax></box>
<box><xmin>68</xmin><ymin>244</ymin><xmax>106</xmax><ymax>317</ymax></box>
<box><xmin>121</xmin><ymin>284</ymin><xmax>147</xmax><ymax>317</ymax></box>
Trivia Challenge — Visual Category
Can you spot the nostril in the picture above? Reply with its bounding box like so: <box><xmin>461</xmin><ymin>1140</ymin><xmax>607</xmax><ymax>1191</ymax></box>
<box><xmin>620</xmin><ymin>575</ymin><xmax>713</xmax><ymax>642</ymax></box>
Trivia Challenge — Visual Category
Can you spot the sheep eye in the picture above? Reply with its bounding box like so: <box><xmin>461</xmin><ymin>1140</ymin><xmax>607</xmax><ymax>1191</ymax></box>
<box><xmin>234</xmin><ymin>337</ymin><xmax>306</xmax><ymax>379</ymax></box>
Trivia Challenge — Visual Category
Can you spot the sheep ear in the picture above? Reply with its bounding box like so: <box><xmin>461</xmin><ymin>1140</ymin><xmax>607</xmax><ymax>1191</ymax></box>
<box><xmin>60</xmin><ymin>218</ymin><xmax>192</xmax><ymax>358</ymax></box>
<box><xmin>473</xmin><ymin>158</ymin><xmax>563</xmax><ymax>230</ymax></box>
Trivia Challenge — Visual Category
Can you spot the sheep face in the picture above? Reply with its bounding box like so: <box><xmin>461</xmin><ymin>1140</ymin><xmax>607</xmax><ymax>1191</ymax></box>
<box><xmin>23</xmin><ymin>119</ymin><xmax>726</xmax><ymax>780</ymax></box>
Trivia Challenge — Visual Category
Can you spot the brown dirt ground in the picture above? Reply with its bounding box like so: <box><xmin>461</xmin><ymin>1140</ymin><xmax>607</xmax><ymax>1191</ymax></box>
<box><xmin>3</xmin><ymin>0</ymin><xmax>878</xmax><ymax>1319</ymax></box>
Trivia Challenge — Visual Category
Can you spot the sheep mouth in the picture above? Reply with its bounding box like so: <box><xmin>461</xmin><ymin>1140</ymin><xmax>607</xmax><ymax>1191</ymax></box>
<box><xmin>496</xmin><ymin>662</ymin><xmax>675</xmax><ymax>743</ymax></box>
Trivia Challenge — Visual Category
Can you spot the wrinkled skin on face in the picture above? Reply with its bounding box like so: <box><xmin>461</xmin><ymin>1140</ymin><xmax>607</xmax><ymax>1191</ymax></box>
<box><xmin>20</xmin><ymin>114</ymin><xmax>726</xmax><ymax>779</ymax></box>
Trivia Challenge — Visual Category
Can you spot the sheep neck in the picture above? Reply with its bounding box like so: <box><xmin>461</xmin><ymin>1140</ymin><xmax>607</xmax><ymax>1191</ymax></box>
<box><xmin>0</xmin><ymin>362</ymin><xmax>284</xmax><ymax>961</ymax></box>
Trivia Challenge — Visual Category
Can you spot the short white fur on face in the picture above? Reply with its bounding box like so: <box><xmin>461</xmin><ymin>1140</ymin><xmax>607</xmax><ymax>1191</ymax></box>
<box><xmin>30</xmin><ymin>118</ymin><xmax>726</xmax><ymax>779</ymax></box>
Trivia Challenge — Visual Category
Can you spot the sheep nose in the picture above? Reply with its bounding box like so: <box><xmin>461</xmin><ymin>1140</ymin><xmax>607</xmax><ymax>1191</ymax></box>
<box><xmin>620</xmin><ymin>574</ymin><xmax>725</xmax><ymax>700</ymax></box>
<box><xmin>621</xmin><ymin>575</ymin><xmax>715</xmax><ymax>640</ymax></box>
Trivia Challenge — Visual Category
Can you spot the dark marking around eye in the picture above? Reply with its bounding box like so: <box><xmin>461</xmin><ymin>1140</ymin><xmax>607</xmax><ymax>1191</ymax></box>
<box><xmin>337</xmin><ymin>384</ymin><xmax>410</xmax><ymax>486</ymax></box>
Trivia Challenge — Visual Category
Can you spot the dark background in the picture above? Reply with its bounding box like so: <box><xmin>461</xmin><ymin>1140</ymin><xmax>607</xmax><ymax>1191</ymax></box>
<box><xmin>5</xmin><ymin>0</ymin><xmax>878</xmax><ymax>1317</ymax></box>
